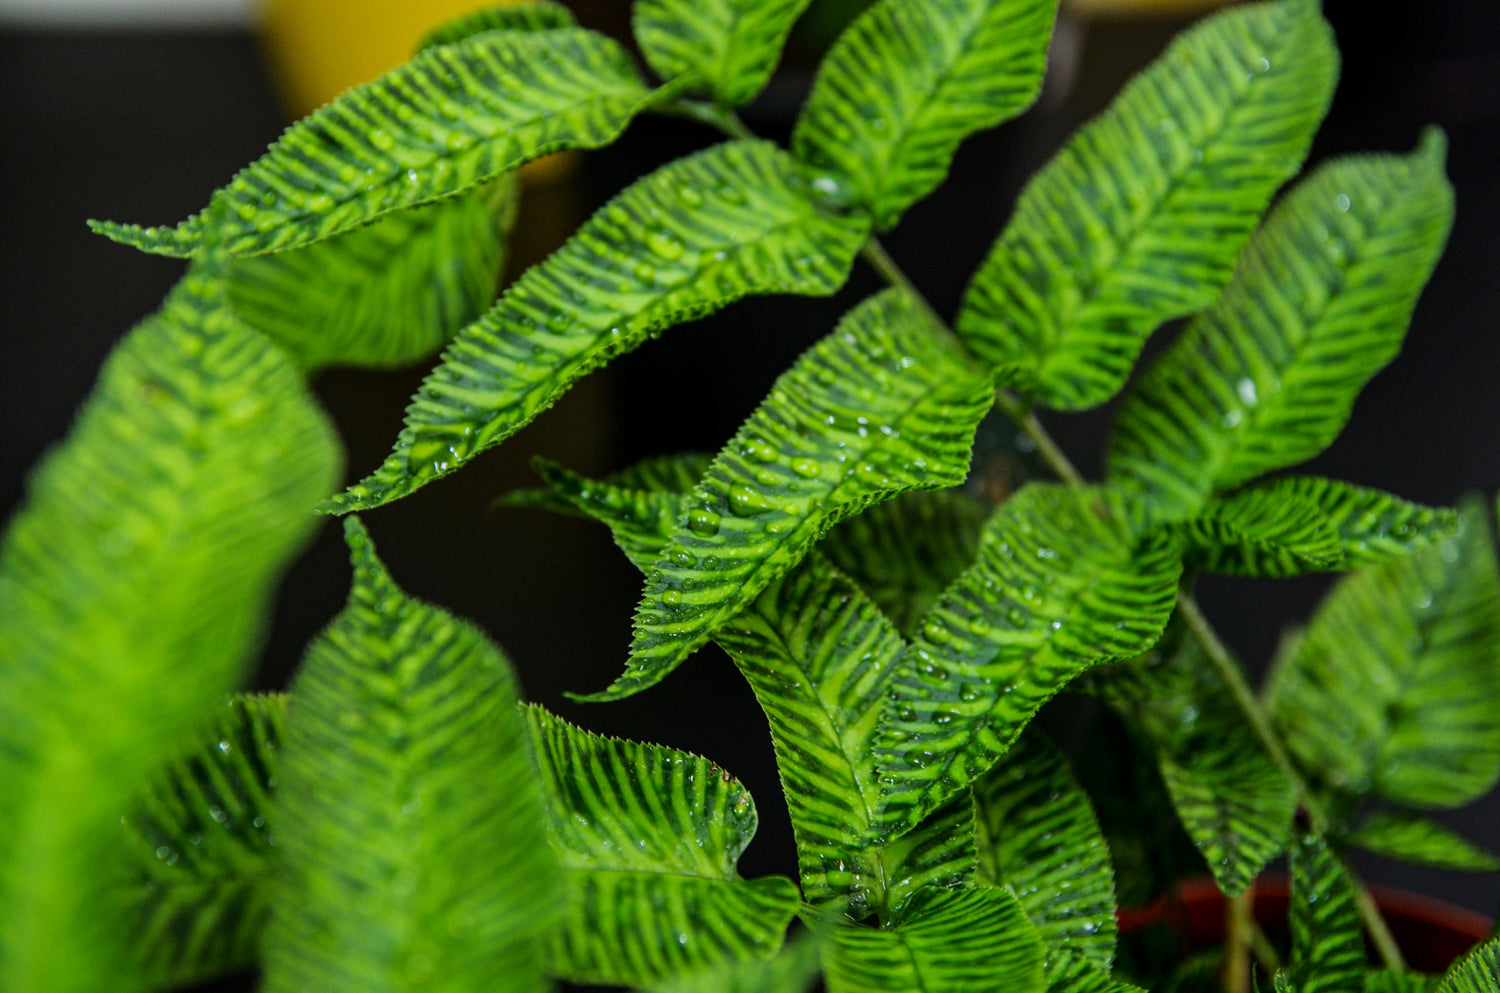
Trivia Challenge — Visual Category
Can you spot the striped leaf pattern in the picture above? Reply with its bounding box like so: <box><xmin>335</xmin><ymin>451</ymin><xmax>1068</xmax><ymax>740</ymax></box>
<box><xmin>822</xmin><ymin>886</ymin><xmax>1047</xmax><ymax>993</ymax></box>
<box><xmin>1108</xmin><ymin>131</ymin><xmax>1456</xmax><ymax>518</ymax></box>
<box><xmin>1172</xmin><ymin>482</ymin><xmax>1343</xmax><ymax>577</ymax></box>
<box><xmin>1268</xmin><ymin>502</ymin><xmax>1500</xmax><ymax>808</ymax></box>
<box><xmin>957</xmin><ymin>0</ymin><xmax>1336</xmax><ymax>410</ymax></box>
<box><xmin>416</xmin><ymin>1</ymin><xmax>577</xmax><ymax>51</ymax></box>
<box><xmin>648</xmin><ymin>930</ymin><xmax>824</xmax><ymax>993</ymax></box>
<box><xmin>1345</xmin><ymin>811</ymin><xmax>1500</xmax><ymax>873</ymax></box>
<box><xmin>876</xmin><ymin>483</ymin><xmax>1182</xmax><ymax>838</ymax></box>
<box><xmin>526</xmin><ymin>706</ymin><xmax>799</xmax><ymax>987</ymax></box>
<box><xmin>93</xmin><ymin>28</ymin><xmax>655</xmax><ymax>258</ymax></box>
<box><xmin>1044</xmin><ymin>950</ymin><xmax>1146</xmax><ymax>993</ymax></box>
<box><xmin>0</xmin><ymin>267</ymin><xmax>338</xmax><ymax>993</ymax></box>
<box><xmin>1099</xmin><ymin>631</ymin><xmax>1296</xmax><ymax>897</ymax></box>
<box><xmin>1368</xmin><ymin>970</ymin><xmax>1443</xmax><ymax>993</ymax></box>
<box><xmin>1288</xmin><ymin>834</ymin><xmax>1366</xmax><ymax>993</ymax></box>
<box><xmin>1438</xmin><ymin>938</ymin><xmax>1500</xmax><ymax>993</ymax></box>
<box><xmin>793</xmin><ymin>0</ymin><xmax>1055</xmax><ymax>229</ymax></box>
<box><xmin>262</xmin><ymin>519</ymin><xmax>558</xmax><ymax>993</ymax></box>
<box><xmin>523</xmin><ymin>458</ymin><xmax>702</xmax><ymax>569</ymax></box>
<box><xmin>329</xmin><ymin>140</ymin><xmax>870</xmax><ymax>514</ymax></box>
<box><xmin>605</xmin><ymin>289</ymin><xmax>992</xmax><ymax>702</ymax></box>
<box><xmin>122</xmin><ymin>694</ymin><xmax>285</xmax><ymax>989</ymax></box>
<box><xmin>226</xmin><ymin>179</ymin><xmax>517</xmax><ymax>370</ymax></box>
<box><xmin>818</xmin><ymin>487</ymin><xmax>994</xmax><ymax>637</ymax></box>
<box><xmin>634</xmin><ymin>0</ymin><xmax>814</xmax><ymax>107</ymax></box>
<box><xmin>974</xmin><ymin>728</ymin><xmax>1118</xmax><ymax>969</ymax></box>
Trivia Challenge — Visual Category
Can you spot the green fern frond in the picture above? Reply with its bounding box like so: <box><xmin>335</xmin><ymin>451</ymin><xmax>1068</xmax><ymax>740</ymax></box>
<box><xmin>226</xmin><ymin>178</ymin><xmax>517</xmax><ymax>370</ymax></box>
<box><xmin>1344</xmin><ymin>811</ymin><xmax>1500</xmax><ymax>873</ymax></box>
<box><xmin>1267</xmin><ymin>501</ymin><xmax>1500</xmax><ymax>808</ymax></box>
<box><xmin>0</xmin><ymin>266</ymin><xmax>339</xmax><ymax>993</ymax></box>
<box><xmin>1108</xmin><ymin>130</ymin><xmax>1455</xmax><ymax>518</ymax></box>
<box><xmin>634</xmin><ymin>0</ymin><xmax>815</xmax><ymax>107</ymax></box>
<box><xmin>1367</xmin><ymin>970</ymin><xmax>1443</xmax><ymax>993</ymax></box>
<box><xmin>525</xmin><ymin>705</ymin><xmax>800</xmax><ymax>987</ymax></box>
<box><xmin>597</xmin><ymin>288</ymin><xmax>992</xmax><ymax>702</ymax></box>
<box><xmin>262</xmin><ymin>518</ymin><xmax>558</xmax><ymax>993</ymax></box>
<box><xmin>1044</xmin><ymin>950</ymin><xmax>1147</xmax><ymax>993</ymax></box>
<box><xmin>794</xmin><ymin>0</ymin><xmax>1056</xmax><ymax>229</ymax></box>
<box><xmin>876</xmin><ymin>483</ymin><xmax>1182</xmax><ymax>839</ymax></box>
<box><xmin>94</xmin><ymin>28</ymin><xmax>658</xmax><ymax>258</ymax></box>
<box><xmin>416</xmin><ymin>1</ymin><xmax>577</xmax><ymax>51</ymax></box>
<box><xmin>1288</xmin><ymin>834</ymin><xmax>1365</xmax><ymax>993</ymax></box>
<box><xmin>1437</xmin><ymin>937</ymin><xmax>1500</xmax><ymax>993</ymax></box>
<box><xmin>645</xmin><ymin>929</ymin><xmax>824</xmax><ymax>993</ymax></box>
<box><xmin>329</xmin><ymin>139</ymin><xmax>870</xmax><ymax>514</ymax></box>
<box><xmin>957</xmin><ymin>0</ymin><xmax>1336</xmax><ymax>410</ymax></box>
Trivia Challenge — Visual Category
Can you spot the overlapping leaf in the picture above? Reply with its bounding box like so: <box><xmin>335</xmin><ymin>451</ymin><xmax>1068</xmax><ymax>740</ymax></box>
<box><xmin>876</xmin><ymin>483</ymin><xmax>1181</xmax><ymax>838</ymax></box>
<box><xmin>793</xmin><ymin>0</ymin><xmax>1056</xmax><ymax>229</ymax></box>
<box><xmin>417</xmin><ymin>1</ymin><xmax>577</xmax><ymax>51</ymax></box>
<box><xmin>226</xmin><ymin>179</ymin><xmax>516</xmax><ymax>370</ymax></box>
<box><xmin>957</xmin><ymin>0</ymin><xmax>1337</xmax><ymax>410</ymax></box>
<box><xmin>1368</xmin><ymin>970</ymin><xmax>1442</xmax><ymax>993</ymax></box>
<box><xmin>1109</xmin><ymin>132</ymin><xmax>1455</xmax><ymax>518</ymax></box>
<box><xmin>822</xmin><ymin>886</ymin><xmax>1047</xmax><ymax>993</ymax></box>
<box><xmin>1098</xmin><ymin>630</ymin><xmax>1296</xmax><ymax>896</ymax></box>
<box><xmin>329</xmin><ymin>139</ymin><xmax>870</xmax><ymax>513</ymax></box>
<box><xmin>1175</xmin><ymin>477</ymin><xmax>1456</xmax><ymax>579</ymax></box>
<box><xmin>526</xmin><ymin>706</ymin><xmax>799</xmax><ymax>987</ymax></box>
<box><xmin>122</xmin><ymin>694</ymin><xmax>285</xmax><ymax>989</ymax></box>
<box><xmin>0</xmin><ymin>267</ymin><xmax>338</xmax><ymax>993</ymax></box>
<box><xmin>1344</xmin><ymin>811</ymin><xmax>1500</xmax><ymax>872</ymax></box>
<box><xmin>634</xmin><ymin>0</ymin><xmax>814</xmax><ymax>107</ymax></box>
<box><xmin>602</xmin><ymin>289</ymin><xmax>992</xmax><ymax>702</ymax></box>
<box><xmin>93</xmin><ymin>28</ymin><xmax>656</xmax><ymax>257</ymax></box>
<box><xmin>1287</xmin><ymin>834</ymin><xmax>1365</xmax><ymax>993</ymax></box>
<box><xmin>647</xmin><ymin>930</ymin><xmax>823</xmax><ymax>993</ymax></box>
<box><xmin>262</xmin><ymin>519</ymin><xmax>557</xmax><ymax>993</ymax></box>
<box><xmin>1044</xmin><ymin>950</ymin><xmax>1146</xmax><ymax>993</ymax></box>
<box><xmin>974</xmin><ymin>728</ymin><xmax>1117</xmax><ymax>968</ymax></box>
<box><xmin>818</xmin><ymin>487</ymin><xmax>994</xmax><ymax>637</ymax></box>
<box><xmin>1267</xmin><ymin>502</ymin><xmax>1500</xmax><ymax>808</ymax></box>
<box><xmin>1437</xmin><ymin>937</ymin><xmax>1500</xmax><ymax>993</ymax></box>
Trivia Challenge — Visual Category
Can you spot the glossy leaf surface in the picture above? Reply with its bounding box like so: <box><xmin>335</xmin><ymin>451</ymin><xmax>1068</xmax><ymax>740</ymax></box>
<box><xmin>634</xmin><ymin>0</ymin><xmax>814</xmax><ymax>106</ymax></box>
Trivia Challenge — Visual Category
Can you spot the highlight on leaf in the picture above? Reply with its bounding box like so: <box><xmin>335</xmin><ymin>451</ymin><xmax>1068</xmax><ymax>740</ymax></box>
<box><xmin>1108</xmin><ymin>130</ymin><xmax>1455</xmax><ymax>519</ymax></box>
<box><xmin>633</xmin><ymin>0</ymin><xmax>815</xmax><ymax>107</ymax></box>
<box><xmin>600</xmin><ymin>287</ymin><xmax>993</xmax><ymax>703</ymax></box>
<box><xmin>957</xmin><ymin>0</ymin><xmax>1337</xmax><ymax>410</ymax></box>
<box><xmin>328</xmin><ymin>139</ymin><xmax>870</xmax><ymax>515</ymax></box>
<box><xmin>92</xmin><ymin>27</ymin><xmax>656</xmax><ymax>258</ymax></box>
<box><xmin>793</xmin><ymin>0</ymin><xmax>1057</xmax><ymax>229</ymax></box>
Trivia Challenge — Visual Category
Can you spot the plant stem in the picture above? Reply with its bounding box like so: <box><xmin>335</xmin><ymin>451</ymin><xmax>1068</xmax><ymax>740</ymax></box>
<box><xmin>1352</xmin><ymin>865</ymin><xmax>1408</xmax><ymax>971</ymax></box>
<box><xmin>1226</xmin><ymin>889</ymin><xmax>1254</xmax><ymax>993</ymax></box>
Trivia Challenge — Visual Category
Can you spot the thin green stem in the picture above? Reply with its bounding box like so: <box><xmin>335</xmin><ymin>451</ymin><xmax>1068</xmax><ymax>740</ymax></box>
<box><xmin>1351</xmin><ymin>865</ymin><xmax>1408</xmax><ymax>971</ymax></box>
<box><xmin>1226</xmin><ymin>889</ymin><xmax>1253</xmax><ymax>993</ymax></box>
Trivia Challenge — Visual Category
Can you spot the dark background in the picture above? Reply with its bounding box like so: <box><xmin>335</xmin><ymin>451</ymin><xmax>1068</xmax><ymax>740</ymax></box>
<box><xmin>3</xmin><ymin>0</ymin><xmax>1499</xmax><ymax>976</ymax></box>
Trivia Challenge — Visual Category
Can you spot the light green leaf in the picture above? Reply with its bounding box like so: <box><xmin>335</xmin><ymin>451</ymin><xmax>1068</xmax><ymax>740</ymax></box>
<box><xmin>1268</xmin><ymin>502</ymin><xmax>1500</xmax><ymax>808</ymax></box>
<box><xmin>818</xmin><ymin>487</ymin><xmax>994</xmax><ymax>637</ymax></box>
<box><xmin>524</xmin><ymin>458</ymin><xmax>702</xmax><ymax>569</ymax></box>
<box><xmin>1437</xmin><ymin>938</ymin><xmax>1500</xmax><ymax>993</ymax></box>
<box><xmin>329</xmin><ymin>139</ymin><xmax>870</xmax><ymax>514</ymax></box>
<box><xmin>1367</xmin><ymin>969</ymin><xmax>1441</xmax><ymax>993</ymax></box>
<box><xmin>646</xmin><ymin>929</ymin><xmax>823</xmax><ymax>993</ymax></box>
<box><xmin>1099</xmin><ymin>629</ymin><xmax>1296</xmax><ymax>897</ymax></box>
<box><xmin>92</xmin><ymin>28</ymin><xmax>656</xmax><ymax>258</ymax></box>
<box><xmin>1345</xmin><ymin>811</ymin><xmax>1500</xmax><ymax>872</ymax></box>
<box><xmin>822</xmin><ymin>886</ymin><xmax>1047</xmax><ymax>993</ymax></box>
<box><xmin>599</xmin><ymin>289</ymin><xmax>992</xmax><ymax>702</ymax></box>
<box><xmin>0</xmin><ymin>267</ymin><xmax>339</xmax><ymax>993</ymax></box>
<box><xmin>958</xmin><ymin>0</ymin><xmax>1337</xmax><ymax>410</ymax></box>
<box><xmin>1044</xmin><ymin>950</ymin><xmax>1145</xmax><ymax>993</ymax></box>
<box><xmin>226</xmin><ymin>179</ymin><xmax>517</xmax><ymax>370</ymax></box>
<box><xmin>121</xmin><ymin>694</ymin><xmax>285</xmax><ymax>990</ymax></box>
<box><xmin>526</xmin><ymin>705</ymin><xmax>799</xmax><ymax>987</ymax></box>
<box><xmin>974</xmin><ymin>728</ymin><xmax>1117</xmax><ymax>968</ymax></box>
<box><xmin>793</xmin><ymin>0</ymin><xmax>1056</xmax><ymax>229</ymax></box>
<box><xmin>634</xmin><ymin>0</ymin><xmax>814</xmax><ymax>107</ymax></box>
<box><xmin>876</xmin><ymin>483</ymin><xmax>1182</xmax><ymax>838</ymax></box>
<box><xmin>1288</xmin><ymin>834</ymin><xmax>1365</xmax><ymax>993</ymax></box>
<box><xmin>416</xmin><ymin>1</ymin><xmax>577</xmax><ymax>51</ymax></box>
<box><xmin>1108</xmin><ymin>130</ymin><xmax>1455</xmax><ymax>518</ymax></box>
<box><xmin>262</xmin><ymin>519</ymin><xmax>558</xmax><ymax>993</ymax></box>
<box><xmin>1175</xmin><ymin>477</ymin><xmax>1456</xmax><ymax>578</ymax></box>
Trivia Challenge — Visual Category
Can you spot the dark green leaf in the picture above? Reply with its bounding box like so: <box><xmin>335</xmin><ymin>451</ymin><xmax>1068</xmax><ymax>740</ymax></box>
<box><xmin>1367</xmin><ymin>969</ymin><xmax>1441</xmax><ymax>993</ymax></box>
<box><xmin>600</xmin><ymin>289</ymin><xmax>992</xmax><ymax>701</ymax></box>
<box><xmin>634</xmin><ymin>0</ymin><xmax>814</xmax><ymax>107</ymax></box>
<box><xmin>262</xmin><ymin>519</ymin><xmax>557</xmax><ymax>993</ymax></box>
<box><xmin>526</xmin><ymin>705</ymin><xmax>800</xmax><ymax>987</ymax></box>
<box><xmin>93</xmin><ymin>28</ymin><xmax>656</xmax><ymax>257</ymax></box>
<box><xmin>794</xmin><ymin>0</ymin><xmax>1056</xmax><ymax>229</ymax></box>
<box><xmin>329</xmin><ymin>139</ymin><xmax>870</xmax><ymax>513</ymax></box>
<box><xmin>1437</xmin><ymin>938</ymin><xmax>1500</xmax><ymax>993</ymax></box>
<box><xmin>877</xmin><ymin>483</ymin><xmax>1182</xmax><ymax>838</ymax></box>
<box><xmin>1109</xmin><ymin>131</ymin><xmax>1455</xmax><ymax>518</ymax></box>
<box><xmin>1268</xmin><ymin>502</ymin><xmax>1500</xmax><ymax>807</ymax></box>
<box><xmin>416</xmin><ymin>1</ymin><xmax>577</xmax><ymax>51</ymax></box>
<box><xmin>1345</xmin><ymin>811</ymin><xmax>1500</xmax><ymax>872</ymax></box>
<box><xmin>958</xmin><ymin>0</ymin><xmax>1336</xmax><ymax>410</ymax></box>
<box><xmin>1288</xmin><ymin>834</ymin><xmax>1365</xmax><ymax>993</ymax></box>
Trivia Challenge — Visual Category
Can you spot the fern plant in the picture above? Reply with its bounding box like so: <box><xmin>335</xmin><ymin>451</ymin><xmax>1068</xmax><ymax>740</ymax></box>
<box><xmin>6</xmin><ymin>1</ymin><xmax>1500</xmax><ymax>992</ymax></box>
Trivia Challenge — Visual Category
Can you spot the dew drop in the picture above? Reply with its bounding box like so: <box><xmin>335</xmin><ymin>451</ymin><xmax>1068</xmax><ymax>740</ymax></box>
<box><xmin>688</xmin><ymin>509</ymin><xmax>722</xmax><ymax>536</ymax></box>
<box><xmin>1236</xmin><ymin>377</ymin><xmax>1259</xmax><ymax>406</ymax></box>
<box><xmin>1335</xmin><ymin>193</ymin><xmax>1352</xmax><ymax>212</ymax></box>
<box><xmin>648</xmin><ymin>230</ymin><xmax>685</xmax><ymax>260</ymax></box>
<box><xmin>791</xmin><ymin>457</ymin><xmax>821</xmax><ymax>479</ymax></box>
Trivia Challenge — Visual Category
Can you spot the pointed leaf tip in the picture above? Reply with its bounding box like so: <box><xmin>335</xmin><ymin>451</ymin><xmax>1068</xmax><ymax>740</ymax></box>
<box><xmin>1417</xmin><ymin>125</ymin><xmax>1449</xmax><ymax>164</ymax></box>
<box><xmin>88</xmin><ymin>218</ymin><xmax>197</xmax><ymax>258</ymax></box>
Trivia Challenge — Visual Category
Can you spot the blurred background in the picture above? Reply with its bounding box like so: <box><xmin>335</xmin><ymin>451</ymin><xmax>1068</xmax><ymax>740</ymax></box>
<box><xmin>3</xmin><ymin>0</ymin><xmax>1499</xmax><ymax>969</ymax></box>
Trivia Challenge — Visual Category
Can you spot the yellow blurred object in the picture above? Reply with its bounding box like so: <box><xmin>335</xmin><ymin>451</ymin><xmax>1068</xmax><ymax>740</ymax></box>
<box><xmin>1064</xmin><ymin>0</ymin><xmax>1233</xmax><ymax>16</ymax></box>
<box><xmin>261</xmin><ymin>0</ymin><xmax>574</xmax><ymax>182</ymax></box>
